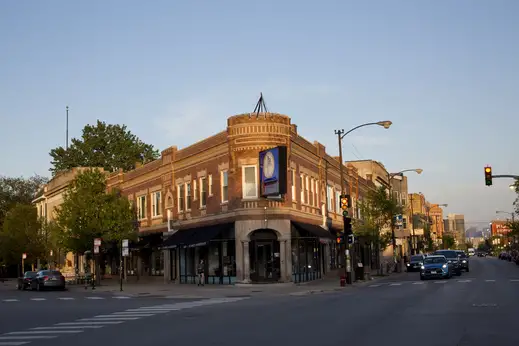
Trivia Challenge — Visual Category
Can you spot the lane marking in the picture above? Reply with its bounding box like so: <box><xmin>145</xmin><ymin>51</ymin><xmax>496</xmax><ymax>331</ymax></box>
<box><xmin>510</xmin><ymin>279</ymin><xmax>519</xmax><ymax>282</ymax></box>
<box><xmin>112</xmin><ymin>296</ymin><xmax>131</xmax><ymax>299</ymax></box>
<box><xmin>85</xmin><ymin>297</ymin><xmax>104</xmax><ymax>300</ymax></box>
<box><xmin>2</xmin><ymin>299</ymin><xmax>19</xmax><ymax>302</ymax></box>
<box><xmin>7</xmin><ymin>331</ymin><xmax>82</xmax><ymax>335</ymax></box>
<box><xmin>389</xmin><ymin>283</ymin><xmax>402</xmax><ymax>286</ymax></box>
<box><xmin>434</xmin><ymin>281</ymin><xmax>447</xmax><ymax>284</ymax></box>
<box><xmin>110</xmin><ymin>313</ymin><xmax>154</xmax><ymax>317</ymax></box>
<box><xmin>56</xmin><ymin>322</ymin><xmax>123</xmax><ymax>326</ymax></box>
<box><xmin>485</xmin><ymin>280</ymin><xmax>495</xmax><ymax>282</ymax></box>
<box><xmin>32</xmin><ymin>326</ymin><xmax>103</xmax><ymax>330</ymax></box>
<box><xmin>368</xmin><ymin>284</ymin><xmax>380</xmax><ymax>287</ymax></box>
<box><xmin>79</xmin><ymin>317</ymin><xmax>140</xmax><ymax>321</ymax></box>
<box><xmin>0</xmin><ymin>342</ymin><xmax>30</xmax><ymax>346</ymax></box>
<box><xmin>0</xmin><ymin>336</ymin><xmax>57</xmax><ymax>340</ymax></box>
<box><xmin>30</xmin><ymin>298</ymin><xmax>46</xmax><ymax>301</ymax></box>
<box><xmin>458</xmin><ymin>280</ymin><xmax>472</xmax><ymax>283</ymax></box>
<box><xmin>412</xmin><ymin>282</ymin><xmax>424</xmax><ymax>285</ymax></box>
<box><xmin>57</xmin><ymin>297</ymin><xmax>75</xmax><ymax>300</ymax></box>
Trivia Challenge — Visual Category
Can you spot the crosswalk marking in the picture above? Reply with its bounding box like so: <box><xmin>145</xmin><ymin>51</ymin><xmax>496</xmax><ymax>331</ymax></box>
<box><xmin>412</xmin><ymin>282</ymin><xmax>424</xmax><ymax>285</ymax></box>
<box><xmin>389</xmin><ymin>283</ymin><xmax>402</xmax><ymax>286</ymax></box>
<box><xmin>112</xmin><ymin>296</ymin><xmax>131</xmax><ymax>299</ymax></box>
<box><xmin>434</xmin><ymin>281</ymin><xmax>447</xmax><ymax>284</ymax></box>
<box><xmin>32</xmin><ymin>326</ymin><xmax>103</xmax><ymax>330</ymax></box>
<box><xmin>458</xmin><ymin>280</ymin><xmax>472</xmax><ymax>283</ymax></box>
<box><xmin>0</xmin><ymin>336</ymin><xmax>56</xmax><ymax>340</ymax></box>
<box><xmin>0</xmin><ymin>342</ymin><xmax>30</xmax><ymax>346</ymax></box>
<box><xmin>79</xmin><ymin>317</ymin><xmax>140</xmax><ymax>321</ymax></box>
<box><xmin>56</xmin><ymin>321</ymin><xmax>123</xmax><ymax>326</ymax></box>
<box><xmin>2</xmin><ymin>299</ymin><xmax>19</xmax><ymax>302</ymax></box>
<box><xmin>485</xmin><ymin>280</ymin><xmax>495</xmax><ymax>282</ymax></box>
<box><xmin>85</xmin><ymin>297</ymin><xmax>104</xmax><ymax>300</ymax></box>
<box><xmin>29</xmin><ymin>298</ymin><xmax>46</xmax><ymax>301</ymax></box>
<box><xmin>57</xmin><ymin>297</ymin><xmax>75</xmax><ymax>300</ymax></box>
<box><xmin>510</xmin><ymin>279</ymin><xmax>519</xmax><ymax>282</ymax></box>
<box><xmin>368</xmin><ymin>284</ymin><xmax>380</xmax><ymax>287</ymax></box>
<box><xmin>7</xmin><ymin>331</ymin><xmax>82</xmax><ymax>335</ymax></box>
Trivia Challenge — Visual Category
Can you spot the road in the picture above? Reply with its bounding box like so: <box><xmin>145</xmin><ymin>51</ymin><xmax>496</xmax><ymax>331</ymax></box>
<box><xmin>1</xmin><ymin>256</ymin><xmax>519</xmax><ymax>346</ymax></box>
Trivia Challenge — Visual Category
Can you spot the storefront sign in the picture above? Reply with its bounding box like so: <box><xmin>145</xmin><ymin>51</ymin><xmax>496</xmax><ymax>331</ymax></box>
<box><xmin>259</xmin><ymin>146</ymin><xmax>287</xmax><ymax>197</ymax></box>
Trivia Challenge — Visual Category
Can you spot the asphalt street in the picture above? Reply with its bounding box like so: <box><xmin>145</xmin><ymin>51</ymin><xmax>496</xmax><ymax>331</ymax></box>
<box><xmin>1</xmin><ymin>256</ymin><xmax>519</xmax><ymax>346</ymax></box>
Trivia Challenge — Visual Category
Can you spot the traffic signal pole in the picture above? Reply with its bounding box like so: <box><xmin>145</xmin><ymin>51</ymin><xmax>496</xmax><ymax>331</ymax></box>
<box><xmin>335</xmin><ymin>130</ymin><xmax>353</xmax><ymax>284</ymax></box>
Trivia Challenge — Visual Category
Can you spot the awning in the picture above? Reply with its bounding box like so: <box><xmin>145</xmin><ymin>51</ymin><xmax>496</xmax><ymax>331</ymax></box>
<box><xmin>292</xmin><ymin>222</ymin><xmax>335</xmax><ymax>240</ymax></box>
<box><xmin>130</xmin><ymin>233</ymin><xmax>163</xmax><ymax>251</ymax></box>
<box><xmin>161</xmin><ymin>223</ymin><xmax>233</xmax><ymax>249</ymax></box>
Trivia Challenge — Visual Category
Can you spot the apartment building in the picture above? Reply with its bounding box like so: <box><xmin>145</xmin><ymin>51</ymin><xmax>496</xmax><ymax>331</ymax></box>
<box><xmin>105</xmin><ymin>112</ymin><xmax>376</xmax><ymax>285</ymax></box>
<box><xmin>444</xmin><ymin>214</ymin><xmax>466</xmax><ymax>247</ymax></box>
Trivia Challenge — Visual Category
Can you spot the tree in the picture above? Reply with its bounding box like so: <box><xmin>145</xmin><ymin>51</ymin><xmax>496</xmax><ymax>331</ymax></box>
<box><xmin>513</xmin><ymin>178</ymin><xmax>519</xmax><ymax>214</ymax></box>
<box><xmin>354</xmin><ymin>186</ymin><xmax>403</xmax><ymax>253</ymax></box>
<box><xmin>0</xmin><ymin>175</ymin><xmax>48</xmax><ymax>228</ymax></box>
<box><xmin>442</xmin><ymin>234</ymin><xmax>455</xmax><ymax>249</ymax></box>
<box><xmin>55</xmin><ymin>169</ymin><xmax>138</xmax><ymax>254</ymax></box>
<box><xmin>0</xmin><ymin>204</ymin><xmax>46</xmax><ymax>266</ymax></box>
<box><xmin>49</xmin><ymin>120</ymin><xmax>159</xmax><ymax>176</ymax></box>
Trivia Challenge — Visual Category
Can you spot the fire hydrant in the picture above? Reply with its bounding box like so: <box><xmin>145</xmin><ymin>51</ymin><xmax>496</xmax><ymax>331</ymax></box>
<box><xmin>340</xmin><ymin>276</ymin><xmax>346</xmax><ymax>287</ymax></box>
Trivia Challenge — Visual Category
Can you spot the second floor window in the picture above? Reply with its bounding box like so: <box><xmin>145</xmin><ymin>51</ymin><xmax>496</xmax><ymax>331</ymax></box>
<box><xmin>186</xmin><ymin>182</ymin><xmax>192</xmax><ymax>210</ymax></box>
<box><xmin>152</xmin><ymin>191</ymin><xmax>161</xmax><ymax>217</ymax></box>
<box><xmin>327</xmin><ymin>185</ymin><xmax>334</xmax><ymax>212</ymax></box>
<box><xmin>137</xmin><ymin>195</ymin><xmax>146</xmax><ymax>220</ymax></box>
<box><xmin>300</xmin><ymin>174</ymin><xmax>304</xmax><ymax>203</ymax></box>
<box><xmin>221</xmin><ymin>171</ymin><xmax>228</xmax><ymax>202</ymax></box>
<box><xmin>200</xmin><ymin>177</ymin><xmax>207</xmax><ymax>207</ymax></box>
<box><xmin>177</xmin><ymin>184</ymin><xmax>185</xmax><ymax>212</ymax></box>
<box><xmin>242</xmin><ymin>166</ymin><xmax>257</xmax><ymax>199</ymax></box>
<box><xmin>291</xmin><ymin>170</ymin><xmax>296</xmax><ymax>201</ymax></box>
<box><xmin>208</xmin><ymin>174</ymin><xmax>213</xmax><ymax>196</ymax></box>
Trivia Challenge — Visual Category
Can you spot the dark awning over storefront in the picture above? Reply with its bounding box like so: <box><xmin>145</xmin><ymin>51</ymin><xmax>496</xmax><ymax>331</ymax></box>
<box><xmin>130</xmin><ymin>233</ymin><xmax>163</xmax><ymax>251</ymax></box>
<box><xmin>162</xmin><ymin>223</ymin><xmax>233</xmax><ymax>249</ymax></box>
<box><xmin>292</xmin><ymin>222</ymin><xmax>335</xmax><ymax>240</ymax></box>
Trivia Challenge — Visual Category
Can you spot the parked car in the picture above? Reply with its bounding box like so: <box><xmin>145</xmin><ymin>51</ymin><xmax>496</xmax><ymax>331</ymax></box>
<box><xmin>30</xmin><ymin>270</ymin><xmax>66</xmax><ymax>291</ymax></box>
<box><xmin>455</xmin><ymin>250</ymin><xmax>470</xmax><ymax>272</ymax></box>
<box><xmin>16</xmin><ymin>271</ymin><xmax>37</xmax><ymax>290</ymax></box>
<box><xmin>420</xmin><ymin>255</ymin><xmax>451</xmax><ymax>280</ymax></box>
<box><xmin>433</xmin><ymin>250</ymin><xmax>462</xmax><ymax>276</ymax></box>
<box><xmin>406</xmin><ymin>254</ymin><xmax>425</xmax><ymax>272</ymax></box>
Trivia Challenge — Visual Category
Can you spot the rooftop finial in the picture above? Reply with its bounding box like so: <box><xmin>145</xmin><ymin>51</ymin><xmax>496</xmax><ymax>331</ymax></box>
<box><xmin>251</xmin><ymin>93</ymin><xmax>269</xmax><ymax>118</ymax></box>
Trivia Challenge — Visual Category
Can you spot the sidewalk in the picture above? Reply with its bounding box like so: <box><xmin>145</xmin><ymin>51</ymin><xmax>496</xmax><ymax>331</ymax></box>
<box><xmin>66</xmin><ymin>271</ymin><xmax>409</xmax><ymax>299</ymax></box>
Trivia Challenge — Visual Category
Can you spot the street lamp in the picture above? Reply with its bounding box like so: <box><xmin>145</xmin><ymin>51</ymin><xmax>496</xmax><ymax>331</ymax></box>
<box><xmin>387</xmin><ymin>169</ymin><xmax>423</xmax><ymax>268</ymax></box>
<box><xmin>510</xmin><ymin>184</ymin><xmax>516</xmax><ymax>191</ymax></box>
<box><xmin>335</xmin><ymin>120</ymin><xmax>392</xmax><ymax>284</ymax></box>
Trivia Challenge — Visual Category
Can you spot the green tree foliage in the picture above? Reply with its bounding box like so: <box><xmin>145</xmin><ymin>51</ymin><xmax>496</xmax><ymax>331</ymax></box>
<box><xmin>0</xmin><ymin>204</ymin><xmax>46</xmax><ymax>266</ymax></box>
<box><xmin>55</xmin><ymin>169</ymin><xmax>138</xmax><ymax>254</ymax></box>
<box><xmin>513</xmin><ymin>179</ymin><xmax>519</xmax><ymax>214</ymax></box>
<box><xmin>0</xmin><ymin>175</ymin><xmax>48</xmax><ymax>228</ymax></box>
<box><xmin>354</xmin><ymin>186</ymin><xmax>403</xmax><ymax>250</ymax></box>
<box><xmin>441</xmin><ymin>234</ymin><xmax>455</xmax><ymax>249</ymax></box>
<box><xmin>49</xmin><ymin>120</ymin><xmax>159</xmax><ymax>176</ymax></box>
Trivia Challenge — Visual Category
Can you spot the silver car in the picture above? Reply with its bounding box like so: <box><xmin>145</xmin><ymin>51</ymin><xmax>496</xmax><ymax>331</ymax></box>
<box><xmin>30</xmin><ymin>270</ymin><xmax>66</xmax><ymax>291</ymax></box>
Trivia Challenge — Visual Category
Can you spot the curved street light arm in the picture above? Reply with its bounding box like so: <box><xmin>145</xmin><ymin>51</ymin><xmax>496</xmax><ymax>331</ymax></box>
<box><xmin>340</xmin><ymin>121</ymin><xmax>391</xmax><ymax>139</ymax></box>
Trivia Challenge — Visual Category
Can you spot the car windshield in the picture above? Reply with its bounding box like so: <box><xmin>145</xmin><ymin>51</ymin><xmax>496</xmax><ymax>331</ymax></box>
<box><xmin>434</xmin><ymin>251</ymin><xmax>458</xmax><ymax>259</ymax></box>
<box><xmin>457</xmin><ymin>252</ymin><xmax>467</xmax><ymax>258</ymax></box>
<box><xmin>410</xmin><ymin>255</ymin><xmax>423</xmax><ymax>261</ymax></box>
<box><xmin>424</xmin><ymin>257</ymin><xmax>446</xmax><ymax>264</ymax></box>
<box><xmin>38</xmin><ymin>270</ymin><xmax>61</xmax><ymax>276</ymax></box>
<box><xmin>24</xmin><ymin>271</ymin><xmax>37</xmax><ymax>278</ymax></box>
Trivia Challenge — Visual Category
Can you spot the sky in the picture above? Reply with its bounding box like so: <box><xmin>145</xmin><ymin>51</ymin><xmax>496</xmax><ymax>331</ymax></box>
<box><xmin>1</xmin><ymin>0</ymin><xmax>518</xmax><ymax>228</ymax></box>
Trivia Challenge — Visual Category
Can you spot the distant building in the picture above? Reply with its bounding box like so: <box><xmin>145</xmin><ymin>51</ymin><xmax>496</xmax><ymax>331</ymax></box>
<box><xmin>444</xmin><ymin>214</ymin><xmax>466</xmax><ymax>247</ymax></box>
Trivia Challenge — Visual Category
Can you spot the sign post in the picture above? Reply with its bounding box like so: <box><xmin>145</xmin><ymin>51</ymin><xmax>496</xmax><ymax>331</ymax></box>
<box><xmin>93</xmin><ymin>238</ymin><xmax>101</xmax><ymax>290</ymax></box>
<box><xmin>21</xmin><ymin>253</ymin><xmax>27</xmax><ymax>276</ymax></box>
<box><xmin>120</xmin><ymin>239</ymin><xmax>129</xmax><ymax>292</ymax></box>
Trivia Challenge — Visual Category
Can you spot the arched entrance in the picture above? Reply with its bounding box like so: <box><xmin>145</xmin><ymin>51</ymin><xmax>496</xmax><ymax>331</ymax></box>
<box><xmin>249</xmin><ymin>229</ymin><xmax>281</xmax><ymax>282</ymax></box>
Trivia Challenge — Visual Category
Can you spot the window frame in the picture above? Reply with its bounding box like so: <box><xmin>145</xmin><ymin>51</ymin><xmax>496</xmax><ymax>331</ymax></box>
<box><xmin>151</xmin><ymin>191</ymin><xmax>162</xmax><ymax>218</ymax></box>
<box><xmin>221</xmin><ymin>170</ymin><xmax>229</xmax><ymax>203</ymax></box>
<box><xmin>137</xmin><ymin>195</ymin><xmax>147</xmax><ymax>220</ymax></box>
<box><xmin>177</xmin><ymin>184</ymin><xmax>185</xmax><ymax>213</ymax></box>
<box><xmin>208</xmin><ymin>174</ymin><xmax>213</xmax><ymax>196</ymax></box>
<box><xmin>199</xmin><ymin>176</ymin><xmax>207</xmax><ymax>208</ymax></box>
<box><xmin>242</xmin><ymin>165</ymin><xmax>258</xmax><ymax>200</ymax></box>
<box><xmin>185</xmin><ymin>182</ymin><xmax>192</xmax><ymax>211</ymax></box>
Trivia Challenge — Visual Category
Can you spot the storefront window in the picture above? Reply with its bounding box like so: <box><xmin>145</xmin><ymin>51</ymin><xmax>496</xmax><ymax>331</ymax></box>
<box><xmin>150</xmin><ymin>251</ymin><xmax>164</xmax><ymax>276</ymax></box>
<box><xmin>291</xmin><ymin>235</ymin><xmax>322</xmax><ymax>283</ymax></box>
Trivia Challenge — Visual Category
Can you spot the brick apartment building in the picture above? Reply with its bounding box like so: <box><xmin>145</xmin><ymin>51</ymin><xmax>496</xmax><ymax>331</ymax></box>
<box><xmin>105</xmin><ymin>112</ymin><xmax>378</xmax><ymax>284</ymax></box>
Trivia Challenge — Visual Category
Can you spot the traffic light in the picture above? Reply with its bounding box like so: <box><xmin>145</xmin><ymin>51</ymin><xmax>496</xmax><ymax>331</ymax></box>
<box><xmin>340</xmin><ymin>194</ymin><xmax>351</xmax><ymax>217</ymax></box>
<box><xmin>347</xmin><ymin>233</ymin><xmax>355</xmax><ymax>244</ymax></box>
<box><xmin>337</xmin><ymin>234</ymin><xmax>344</xmax><ymax>244</ymax></box>
<box><xmin>344</xmin><ymin>216</ymin><xmax>352</xmax><ymax>234</ymax></box>
<box><xmin>484</xmin><ymin>166</ymin><xmax>492</xmax><ymax>186</ymax></box>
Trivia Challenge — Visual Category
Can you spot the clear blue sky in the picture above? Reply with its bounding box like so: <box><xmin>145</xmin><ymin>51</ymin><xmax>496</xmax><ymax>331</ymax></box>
<box><xmin>1</xmin><ymin>0</ymin><xmax>518</xmax><ymax>227</ymax></box>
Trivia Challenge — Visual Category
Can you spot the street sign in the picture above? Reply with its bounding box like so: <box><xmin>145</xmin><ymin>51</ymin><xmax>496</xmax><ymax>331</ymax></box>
<box><xmin>94</xmin><ymin>246</ymin><xmax>99</xmax><ymax>254</ymax></box>
<box><xmin>122</xmin><ymin>239</ymin><xmax>129</xmax><ymax>248</ymax></box>
<box><xmin>94</xmin><ymin>238</ymin><xmax>101</xmax><ymax>246</ymax></box>
<box><xmin>122</xmin><ymin>248</ymin><xmax>129</xmax><ymax>257</ymax></box>
<box><xmin>22</xmin><ymin>253</ymin><xmax>26</xmax><ymax>259</ymax></box>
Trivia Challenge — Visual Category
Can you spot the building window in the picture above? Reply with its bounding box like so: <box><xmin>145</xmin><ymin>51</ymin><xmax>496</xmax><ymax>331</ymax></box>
<box><xmin>137</xmin><ymin>195</ymin><xmax>146</xmax><ymax>220</ymax></box>
<box><xmin>315</xmin><ymin>180</ymin><xmax>319</xmax><ymax>206</ymax></box>
<box><xmin>185</xmin><ymin>182</ymin><xmax>192</xmax><ymax>210</ymax></box>
<box><xmin>327</xmin><ymin>185</ymin><xmax>334</xmax><ymax>212</ymax></box>
<box><xmin>200</xmin><ymin>177</ymin><xmax>207</xmax><ymax>208</ymax></box>
<box><xmin>335</xmin><ymin>191</ymin><xmax>341</xmax><ymax>213</ymax></box>
<box><xmin>300</xmin><ymin>174</ymin><xmax>304</xmax><ymax>203</ymax></box>
<box><xmin>291</xmin><ymin>170</ymin><xmax>296</xmax><ymax>201</ymax></box>
<box><xmin>193</xmin><ymin>180</ymin><xmax>198</xmax><ymax>201</ymax></box>
<box><xmin>178</xmin><ymin>184</ymin><xmax>185</xmax><ymax>212</ymax></box>
<box><xmin>242</xmin><ymin>165</ymin><xmax>258</xmax><ymax>199</ymax></box>
<box><xmin>221</xmin><ymin>170</ymin><xmax>228</xmax><ymax>202</ymax></box>
<box><xmin>208</xmin><ymin>174</ymin><xmax>213</xmax><ymax>196</ymax></box>
<box><xmin>305</xmin><ymin>176</ymin><xmax>310</xmax><ymax>204</ymax></box>
<box><xmin>151</xmin><ymin>191</ymin><xmax>162</xmax><ymax>217</ymax></box>
<box><xmin>310</xmin><ymin>178</ymin><xmax>314</xmax><ymax>206</ymax></box>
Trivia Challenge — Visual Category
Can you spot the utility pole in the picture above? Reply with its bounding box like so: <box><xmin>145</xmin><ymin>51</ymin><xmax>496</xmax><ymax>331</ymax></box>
<box><xmin>66</xmin><ymin>106</ymin><xmax>69</xmax><ymax>150</ymax></box>
<box><xmin>410</xmin><ymin>194</ymin><xmax>416</xmax><ymax>254</ymax></box>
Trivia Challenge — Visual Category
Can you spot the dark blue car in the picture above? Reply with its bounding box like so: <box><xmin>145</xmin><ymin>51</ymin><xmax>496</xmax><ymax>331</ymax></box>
<box><xmin>420</xmin><ymin>255</ymin><xmax>451</xmax><ymax>280</ymax></box>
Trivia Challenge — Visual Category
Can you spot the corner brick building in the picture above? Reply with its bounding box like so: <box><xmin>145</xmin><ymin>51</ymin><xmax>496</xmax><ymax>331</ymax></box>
<box><xmin>106</xmin><ymin>112</ymin><xmax>377</xmax><ymax>284</ymax></box>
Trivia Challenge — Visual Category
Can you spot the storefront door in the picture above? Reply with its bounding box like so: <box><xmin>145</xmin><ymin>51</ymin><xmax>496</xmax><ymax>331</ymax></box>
<box><xmin>249</xmin><ymin>229</ymin><xmax>280</xmax><ymax>282</ymax></box>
